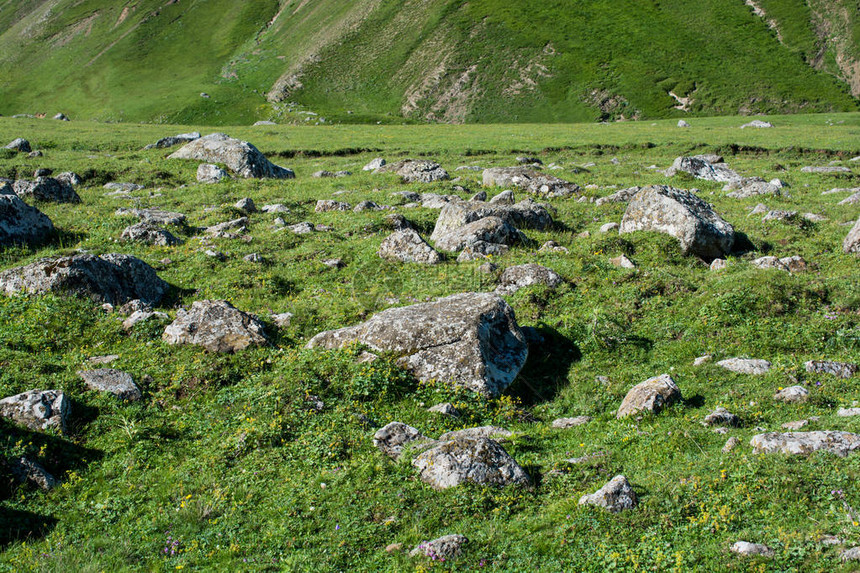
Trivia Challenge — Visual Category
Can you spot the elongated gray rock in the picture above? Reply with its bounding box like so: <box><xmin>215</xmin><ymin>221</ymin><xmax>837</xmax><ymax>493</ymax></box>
<box><xmin>410</xmin><ymin>535</ymin><xmax>468</xmax><ymax>559</ymax></box>
<box><xmin>663</xmin><ymin>156</ymin><xmax>742</xmax><ymax>183</ymax></box>
<box><xmin>121</xmin><ymin>222</ymin><xmax>182</xmax><ymax>246</ymax></box>
<box><xmin>144</xmin><ymin>132</ymin><xmax>200</xmax><ymax>149</ymax></box>
<box><xmin>595</xmin><ymin>186</ymin><xmax>642</xmax><ymax>205</ymax></box>
<box><xmin>197</xmin><ymin>164</ymin><xmax>230</xmax><ymax>183</ymax></box>
<box><xmin>730</xmin><ymin>541</ymin><xmax>774</xmax><ymax>557</ymax></box>
<box><xmin>805</xmin><ymin>360</ymin><xmax>857</xmax><ymax>379</ymax></box>
<box><xmin>616</xmin><ymin>374</ymin><xmax>682</xmax><ymax>419</ymax></box>
<box><xmin>750</xmin><ymin>431</ymin><xmax>860</xmax><ymax>457</ymax></box>
<box><xmin>376</xmin><ymin>159</ymin><xmax>448</xmax><ymax>183</ymax></box>
<box><xmin>0</xmin><ymin>254</ymin><xmax>168</xmax><ymax>305</ymax></box>
<box><xmin>434</xmin><ymin>216</ymin><xmax>521</xmax><ymax>253</ymax></box>
<box><xmin>307</xmin><ymin>293</ymin><xmax>527</xmax><ymax>396</ymax></box>
<box><xmin>579</xmin><ymin>475</ymin><xmax>637</xmax><ymax>512</ymax></box>
<box><xmin>703</xmin><ymin>407</ymin><xmax>739</xmax><ymax>427</ymax></box>
<box><xmin>412</xmin><ymin>437</ymin><xmax>530</xmax><ymax>489</ymax></box>
<box><xmin>162</xmin><ymin>300</ymin><xmax>267</xmax><ymax>353</ymax></box>
<box><xmin>845</xmin><ymin>218</ymin><xmax>860</xmax><ymax>255</ymax></box>
<box><xmin>496</xmin><ymin>264</ymin><xmax>562</xmax><ymax>295</ymax></box>
<box><xmin>0</xmin><ymin>390</ymin><xmax>69</xmax><ymax>434</ymax></box>
<box><xmin>169</xmin><ymin>133</ymin><xmax>294</xmax><ymax>179</ymax></box>
<box><xmin>378</xmin><ymin>229</ymin><xmax>442</xmax><ymax>264</ymax></box>
<box><xmin>620</xmin><ymin>186</ymin><xmax>735</xmax><ymax>259</ymax></box>
<box><xmin>717</xmin><ymin>358</ymin><xmax>771</xmax><ymax>375</ymax></box>
<box><xmin>482</xmin><ymin>167</ymin><xmax>580</xmax><ymax>198</ymax></box>
<box><xmin>116</xmin><ymin>207</ymin><xmax>186</xmax><ymax>226</ymax></box>
<box><xmin>0</xmin><ymin>194</ymin><xmax>55</xmax><ymax>246</ymax></box>
<box><xmin>438</xmin><ymin>426</ymin><xmax>512</xmax><ymax>441</ymax></box>
<box><xmin>13</xmin><ymin>178</ymin><xmax>80</xmax><ymax>203</ymax></box>
<box><xmin>78</xmin><ymin>369</ymin><xmax>142</xmax><ymax>401</ymax></box>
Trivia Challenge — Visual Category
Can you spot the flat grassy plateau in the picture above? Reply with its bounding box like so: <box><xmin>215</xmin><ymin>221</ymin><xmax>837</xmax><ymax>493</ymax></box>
<box><xmin>0</xmin><ymin>113</ymin><xmax>858</xmax><ymax>571</ymax></box>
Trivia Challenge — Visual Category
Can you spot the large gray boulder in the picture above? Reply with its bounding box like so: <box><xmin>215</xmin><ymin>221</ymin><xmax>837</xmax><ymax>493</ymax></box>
<box><xmin>616</xmin><ymin>374</ymin><xmax>682</xmax><ymax>419</ymax></box>
<box><xmin>378</xmin><ymin>229</ymin><xmax>442</xmax><ymax>264</ymax></box>
<box><xmin>121</xmin><ymin>222</ymin><xmax>182</xmax><ymax>246</ymax></box>
<box><xmin>0</xmin><ymin>390</ymin><xmax>69</xmax><ymax>434</ymax></box>
<box><xmin>430</xmin><ymin>199</ymin><xmax>553</xmax><ymax>243</ymax></box>
<box><xmin>162</xmin><ymin>300</ymin><xmax>267</xmax><ymax>353</ymax></box>
<box><xmin>78</xmin><ymin>369</ymin><xmax>142</xmax><ymax>401</ymax></box>
<box><xmin>482</xmin><ymin>167</ymin><xmax>580</xmax><ymax>198</ymax></box>
<box><xmin>750</xmin><ymin>431</ymin><xmax>860</xmax><ymax>457</ymax></box>
<box><xmin>496</xmin><ymin>264</ymin><xmax>562</xmax><ymax>295</ymax></box>
<box><xmin>376</xmin><ymin>160</ymin><xmax>448</xmax><ymax>183</ymax></box>
<box><xmin>578</xmin><ymin>475</ymin><xmax>638</xmax><ymax>512</ymax></box>
<box><xmin>619</xmin><ymin>186</ymin><xmax>735</xmax><ymax>259</ymax></box>
<box><xmin>307</xmin><ymin>293</ymin><xmax>528</xmax><ymax>396</ymax></box>
<box><xmin>663</xmin><ymin>156</ymin><xmax>742</xmax><ymax>183</ymax></box>
<box><xmin>434</xmin><ymin>216</ymin><xmax>521</xmax><ymax>253</ymax></box>
<box><xmin>0</xmin><ymin>254</ymin><xmax>168</xmax><ymax>305</ymax></box>
<box><xmin>0</xmin><ymin>194</ymin><xmax>55</xmax><ymax>246</ymax></box>
<box><xmin>844</xmin><ymin>218</ymin><xmax>860</xmax><ymax>255</ymax></box>
<box><xmin>168</xmin><ymin>133</ymin><xmax>294</xmax><ymax>179</ymax></box>
<box><xmin>411</xmin><ymin>437</ymin><xmax>531</xmax><ymax>489</ymax></box>
<box><xmin>13</xmin><ymin>178</ymin><xmax>80</xmax><ymax>203</ymax></box>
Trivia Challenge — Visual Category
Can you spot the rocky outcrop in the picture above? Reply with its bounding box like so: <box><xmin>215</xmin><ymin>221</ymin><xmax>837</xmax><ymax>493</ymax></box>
<box><xmin>0</xmin><ymin>194</ymin><xmax>55</xmax><ymax>246</ymax></box>
<box><xmin>162</xmin><ymin>300</ymin><xmax>268</xmax><ymax>353</ymax></box>
<box><xmin>12</xmin><ymin>177</ymin><xmax>80</xmax><ymax>203</ymax></box>
<box><xmin>307</xmin><ymin>293</ymin><xmax>528</xmax><ymax>396</ymax></box>
<box><xmin>620</xmin><ymin>186</ymin><xmax>734</xmax><ymax>259</ymax></box>
<box><xmin>0</xmin><ymin>390</ymin><xmax>69</xmax><ymax>434</ymax></box>
<box><xmin>750</xmin><ymin>431</ymin><xmax>860</xmax><ymax>457</ymax></box>
<box><xmin>378</xmin><ymin>229</ymin><xmax>442</xmax><ymax>264</ymax></box>
<box><xmin>169</xmin><ymin>133</ymin><xmax>294</xmax><ymax>179</ymax></box>
<box><xmin>616</xmin><ymin>374</ymin><xmax>682</xmax><ymax>418</ymax></box>
<box><xmin>412</xmin><ymin>437</ymin><xmax>531</xmax><ymax>489</ymax></box>
<box><xmin>482</xmin><ymin>167</ymin><xmax>580</xmax><ymax>198</ymax></box>
<box><xmin>0</xmin><ymin>254</ymin><xmax>168</xmax><ymax>305</ymax></box>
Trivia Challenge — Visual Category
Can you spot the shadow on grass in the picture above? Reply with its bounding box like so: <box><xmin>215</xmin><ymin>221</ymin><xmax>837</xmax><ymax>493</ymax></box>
<box><xmin>0</xmin><ymin>507</ymin><xmax>57</xmax><ymax>547</ymax></box>
<box><xmin>506</xmin><ymin>325</ymin><xmax>582</xmax><ymax>407</ymax></box>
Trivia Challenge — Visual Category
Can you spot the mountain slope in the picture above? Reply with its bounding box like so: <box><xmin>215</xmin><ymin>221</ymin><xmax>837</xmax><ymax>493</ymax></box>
<box><xmin>0</xmin><ymin>0</ymin><xmax>857</xmax><ymax>124</ymax></box>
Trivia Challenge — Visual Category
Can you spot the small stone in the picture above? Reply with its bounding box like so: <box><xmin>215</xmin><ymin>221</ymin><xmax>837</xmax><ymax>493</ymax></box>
<box><xmin>552</xmin><ymin>416</ymin><xmax>592</xmax><ymax>428</ymax></box>
<box><xmin>197</xmin><ymin>164</ymin><xmax>230</xmax><ymax>184</ymax></box>
<box><xmin>693</xmin><ymin>355</ymin><xmax>712</xmax><ymax>366</ymax></box>
<box><xmin>678</xmin><ymin>120</ymin><xmax>690</xmax><ymax>128</ymax></box>
<box><xmin>373</xmin><ymin>422</ymin><xmax>435</xmax><ymax>460</ymax></box>
<box><xmin>842</xmin><ymin>547</ymin><xmax>860</xmax><ymax>562</ymax></box>
<box><xmin>122</xmin><ymin>310</ymin><xmax>168</xmax><ymax>330</ymax></box>
<box><xmin>616</xmin><ymin>374</ymin><xmax>682</xmax><ymax>418</ymax></box>
<box><xmin>773</xmin><ymin>386</ymin><xmax>809</xmax><ymax>403</ymax></box>
<box><xmin>287</xmin><ymin>222</ymin><xmax>315</xmax><ymax>235</ymax></box>
<box><xmin>750</xmin><ymin>431</ymin><xmax>860</xmax><ymax>457</ymax></box>
<box><xmin>363</xmin><ymin>158</ymin><xmax>386</xmax><ymax>171</ymax></box>
<box><xmin>8</xmin><ymin>457</ymin><xmax>57</xmax><ymax>490</ymax></box>
<box><xmin>409</xmin><ymin>534</ymin><xmax>467</xmax><ymax>560</ymax></box>
<box><xmin>271</xmin><ymin>313</ymin><xmax>293</xmax><ymax>328</ymax></box>
<box><xmin>412</xmin><ymin>437</ymin><xmax>530</xmax><ymax>489</ymax></box>
<box><xmin>579</xmin><ymin>475</ymin><xmax>638</xmax><ymax>512</ymax></box>
<box><xmin>162</xmin><ymin>300</ymin><xmax>268</xmax><ymax>353</ymax></box>
<box><xmin>428</xmin><ymin>403</ymin><xmax>459</xmax><ymax>417</ymax></box>
<box><xmin>385</xmin><ymin>543</ymin><xmax>403</xmax><ymax>553</ymax></box>
<box><xmin>599</xmin><ymin>222</ymin><xmax>619</xmax><ymax>233</ymax></box>
<box><xmin>438</xmin><ymin>426</ymin><xmax>512</xmax><ymax>441</ymax></box>
<box><xmin>722</xmin><ymin>436</ymin><xmax>740</xmax><ymax>453</ymax></box>
<box><xmin>235</xmin><ymin>198</ymin><xmax>257</xmax><ymax>213</ymax></box>
<box><xmin>730</xmin><ymin>541</ymin><xmax>774</xmax><ymax>557</ymax></box>
<box><xmin>609</xmin><ymin>255</ymin><xmax>635</xmax><ymax>269</ymax></box>
<box><xmin>703</xmin><ymin>407</ymin><xmax>739</xmax><ymax>427</ymax></box>
<box><xmin>315</xmin><ymin>200</ymin><xmax>351</xmax><ymax>212</ymax></box>
<box><xmin>244</xmin><ymin>253</ymin><xmax>264</xmax><ymax>263</ymax></box>
<box><xmin>782</xmin><ymin>420</ymin><xmax>809</xmax><ymax>430</ymax></box>
<box><xmin>78</xmin><ymin>369</ymin><xmax>142</xmax><ymax>401</ymax></box>
<box><xmin>710</xmin><ymin>259</ymin><xmax>727</xmax><ymax>270</ymax></box>
<box><xmin>717</xmin><ymin>358</ymin><xmax>771</xmax><ymax>375</ymax></box>
<box><xmin>838</xmin><ymin>408</ymin><xmax>860</xmax><ymax>417</ymax></box>
<box><xmin>805</xmin><ymin>360</ymin><xmax>857</xmax><ymax>379</ymax></box>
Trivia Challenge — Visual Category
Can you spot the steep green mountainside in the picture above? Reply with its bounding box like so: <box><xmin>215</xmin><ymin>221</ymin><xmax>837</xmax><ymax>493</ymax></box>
<box><xmin>0</xmin><ymin>0</ymin><xmax>858</xmax><ymax>124</ymax></box>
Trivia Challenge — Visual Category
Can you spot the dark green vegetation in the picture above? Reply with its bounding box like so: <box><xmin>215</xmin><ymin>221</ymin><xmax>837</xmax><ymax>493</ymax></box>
<box><xmin>0</xmin><ymin>0</ymin><xmax>859</xmax><ymax>125</ymax></box>
<box><xmin>0</xmin><ymin>113</ymin><xmax>859</xmax><ymax>571</ymax></box>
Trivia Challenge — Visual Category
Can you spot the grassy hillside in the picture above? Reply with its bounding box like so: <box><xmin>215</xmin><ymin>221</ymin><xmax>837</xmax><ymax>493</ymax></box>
<box><xmin>0</xmin><ymin>114</ymin><xmax>858</xmax><ymax>570</ymax></box>
<box><xmin>0</xmin><ymin>0</ymin><xmax>857</xmax><ymax>125</ymax></box>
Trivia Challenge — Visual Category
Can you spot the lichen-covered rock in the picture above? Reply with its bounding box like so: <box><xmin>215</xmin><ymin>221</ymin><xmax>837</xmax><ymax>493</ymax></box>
<box><xmin>376</xmin><ymin>160</ymin><xmax>448</xmax><ymax>183</ymax></box>
<box><xmin>438</xmin><ymin>426</ymin><xmax>512</xmax><ymax>442</ymax></box>
<box><xmin>496</xmin><ymin>264</ymin><xmax>562</xmax><ymax>295</ymax></box>
<box><xmin>663</xmin><ymin>156</ymin><xmax>742</xmax><ymax>183</ymax></box>
<box><xmin>378</xmin><ymin>229</ymin><xmax>442</xmax><ymax>264</ymax></box>
<box><xmin>616</xmin><ymin>374</ymin><xmax>682</xmax><ymax>418</ymax></box>
<box><xmin>12</xmin><ymin>177</ymin><xmax>80</xmax><ymax>203</ymax></box>
<box><xmin>169</xmin><ymin>133</ymin><xmax>294</xmax><ymax>179</ymax></box>
<box><xmin>206</xmin><ymin>217</ymin><xmax>249</xmax><ymax>236</ymax></box>
<box><xmin>620</xmin><ymin>186</ymin><xmax>735</xmax><ymax>259</ymax></box>
<box><xmin>121</xmin><ymin>222</ymin><xmax>182</xmax><ymax>246</ymax></box>
<box><xmin>431</xmin><ymin>200</ymin><xmax>553</xmax><ymax>245</ymax></box>
<box><xmin>196</xmin><ymin>164</ymin><xmax>230</xmax><ymax>183</ymax></box>
<box><xmin>162</xmin><ymin>300</ymin><xmax>267</xmax><ymax>353</ymax></box>
<box><xmin>844</xmin><ymin>218</ymin><xmax>860</xmax><ymax>255</ymax></box>
<box><xmin>409</xmin><ymin>535</ymin><xmax>468</xmax><ymax>560</ymax></box>
<box><xmin>412</xmin><ymin>437</ymin><xmax>530</xmax><ymax>489</ymax></box>
<box><xmin>805</xmin><ymin>360</ymin><xmax>857</xmax><ymax>379</ymax></box>
<box><xmin>717</xmin><ymin>358</ymin><xmax>771</xmax><ymax>375</ymax></box>
<box><xmin>482</xmin><ymin>167</ymin><xmax>580</xmax><ymax>198</ymax></box>
<box><xmin>725</xmin><ymin>178</ymin><xmax>783</xmax><ymax>199</ymax></box>
<box><xmin>751</xmin><ymin>255</ymin><xmax>807</xmax><ymax>272</ymax></box>
<box><xmin>0</xmin><ymin>254</ymin><xmax>168</xmax><ymax>305</ymax></box>
<box><xmin>595</xmin><ymin>186</ymin><xmax>642</xmax><ymax>205</ymax></box>
<box><xmin>703</xmin><ymin>407</ymin><xmax>740</xmax><ymax>427</ymax></box>
<box><xmin>0</xmin><ymin>194</ymin><xmax>55</xmax><ymax>246</ymax></box>
<box><xmin>307</xmin><ymin>293</ymin><xmax>527</xmax><ymax>396</ymax></box>
<box><xmin>578</xmin><ymin>475</ymin><xmax>638</xmax><ymax>512</ymax></box>
<box><xmin>730</xmin><ymin>541</ymin><xmax>774</xmax><ymax>557</ymax></box>
<box><xmin>7</xmin><ymin>457</ymin><xmax>57</xmax><ymax>490</ymax></box>
<box><xmin>78</xmin><ymin>369</ymin><xmax>142</xmax><ymax>401</ymax></box>
<box><xmin>0</xmin><ymin>390</ymin><xmax>69</xmax><ymax>434</ymax></box>
<box><xmin>773</xmin><ymin>385</ymin><xmax>809</xmax><ymax>403</ymax></box>
<box><xmin>372</xmin><ymin>422</ymin><xmax>436</xmax><ymax>460</ymax></box>
<box><xmin>315</xmin><ymin>200</ymin><xmax>351</xmax><ymax>212</ymax></box>
<box><xmin>434</xmin><ymin>216</ymin><xmax>521</xmax><ymax>253</ymax></box>
<box><xmin>750</xmin><ymin>431</ymin><xmax>860</xmax><ymax>457</ymax></box>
